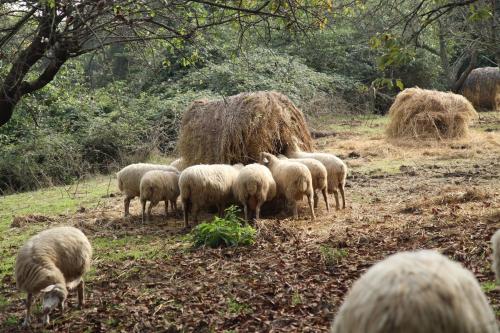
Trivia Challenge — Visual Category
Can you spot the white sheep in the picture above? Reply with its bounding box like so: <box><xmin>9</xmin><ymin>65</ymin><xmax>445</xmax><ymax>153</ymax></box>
<box><xmin>170</xmin><ymin>158</ymin><xmax>187</xmax><ymax>171</ymax></box>
<box><xmin>179</xmin><ymin>164</ymin><xmax>240</xmax><ymax>226</ymax></box>
<box><xmin>278</xmin><ymin>154</ymin><xmax>329</xmax><ymax>211</ymax></box>
<box><xmin>287</xmin><ymin>141</ymin><xmax>347</xmax><ymax>210</ymax></box>
<box><xmin>116</xmin><ymin>163</ymin><xmax>178</xmax><ymax>216</ymax></box>
<box><xmin>139</xmin><ymin>170</ymin><xmax>180</xmax><ymax>223</ymax></box>
<box><xmin>15</xmin><ymin>226</ymin><xmax>92</xmax><ymax>327</ymax></box>
<box><xmin>233</xmin><ymin>163</ymin><xmax>277</xmax><ymax>221</ymax></box>
<box><xmin>491</xmin><ymin>229</ymin><xmax>500</xmax><ymax>284</ymax></box>
<box><xmin>260</xmin><ymin>152</ymin><xmax>315</xmax><ymax>220</ymax></box>
<box><xmin>330</xmin><ymin>250</ymin><xmax>497</xmax><ymax>333</ymax></box>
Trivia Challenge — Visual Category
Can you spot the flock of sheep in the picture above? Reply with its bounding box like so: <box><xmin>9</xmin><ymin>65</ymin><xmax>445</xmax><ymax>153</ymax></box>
<box><xmin>12</xmin><ymin>139</ymin><xmax>500</xmax><ymax>331</ymax></box>
<box><xmin>117</xmin><ymin>140</ymin><xmax>348</xmax><ymax>224</ymax></box>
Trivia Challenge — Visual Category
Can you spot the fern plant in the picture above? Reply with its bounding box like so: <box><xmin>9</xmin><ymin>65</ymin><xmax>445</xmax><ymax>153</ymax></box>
<box><xmin>191</xmin><ymin>206</ymin><xmax>256</xmax><ymax>248</ymax></box>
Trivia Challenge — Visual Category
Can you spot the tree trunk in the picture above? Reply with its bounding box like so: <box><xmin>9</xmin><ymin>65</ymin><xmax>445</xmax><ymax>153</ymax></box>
<box><xmin>0</xmin><ymin>96</ymin><xmax>17</xmax><ymax>127</ymax></box>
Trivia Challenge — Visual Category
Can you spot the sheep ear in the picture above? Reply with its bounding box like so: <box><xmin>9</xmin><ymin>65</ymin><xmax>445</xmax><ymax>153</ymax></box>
<box><xmin>263</xmin><ymin>157</ymin><xmax>269</xmax><ymax>164</ymax></box>
<box><xmin>41</xmin><ymin>285</ymin><xmax>56</xmax><ymax>293</ymax></box>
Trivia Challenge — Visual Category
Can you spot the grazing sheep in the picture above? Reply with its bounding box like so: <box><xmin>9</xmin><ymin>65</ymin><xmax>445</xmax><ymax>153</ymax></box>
<box><xmin>330</xmin><ymin>250</ymin><xmax>497</xmax><ymax>333</ymax></box>
<box><xmin>117</xmin><ymin>163</ymin><xmax>178</xmax><ymax>216</ymax></box>
<box><xmin>491</xmin><ymin>229</ymin><xmax>500</xmax><ymax>284</ymax></box>
<box><xmin>170</xmin><ymin>158</ymin><xmax>187</xmax><ymax>171</ymax></box>
<box><xmin>233</xmin><ymin>163</ymin><xmax>277</xmax><ymax>221</ymax></box>
<box><xmin>287</xmin><ymin>141</ymin><xmax>347</xmax><ymax>210</ymax></box>
<box><xmin>15</xmin><ymin>226</ymin><xmax>92</xmax><ymax>327</ymax></box>
<box><xmin>260</xmin><ymin>152</ymin><xmax>315</xmax><ymax>220</ymax></box>
<box><xmin>139</xmin><ymin>170</ymin><xmax>180</xmax><ymax>223</ymax></box>
<box><xmin>179</xmin><ymin>164</ymin><xmax>240</xmax><ymax>226</ymax></box>
<box><xmin>278</xmin><ymin>155</ymin><xmax>329</xmax><ymax>211</ymax></box>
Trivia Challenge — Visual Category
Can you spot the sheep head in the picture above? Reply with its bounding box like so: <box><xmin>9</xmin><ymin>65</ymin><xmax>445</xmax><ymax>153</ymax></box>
<box><xmin>41</xmin><ymin>284</ymin><xmax>68</xmax><ymax>325</ymax></box>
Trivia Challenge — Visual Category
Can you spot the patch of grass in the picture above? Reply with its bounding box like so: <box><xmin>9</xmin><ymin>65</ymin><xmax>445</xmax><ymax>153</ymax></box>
<box><xmin>291</xmin><ymin>291</ymin><xmax>302</xmax><ymax>306</ymax></box>
<box><xmin>191</xmin><ymin>206</ymin><xmax>256</xmax><ymax>248</ymax></box>
<box><xmin>2</xmin><ymin>315</ymin><xmax>18</xmax><ymax>327</ymax></box>
<box><xmin>226</xmin><ymin>298</ymin><xmax>252</xmax><ymax>315</ymax></box>
<box><xmin>92</xmin><ymin>235</ymin><xmax>175</xmax><ymax>261</ymax></box>
<box><xmin>319</xmin><ymin>245</ymin><xmax>349</xmax><ymax>266</ymax></box>
<box><xmin>481</xmin><ymin>281</ymin><xmax>496</xmax><ymax>293</ymax></box>
<box><xmin>0</xmin><ymin>176</ymin><xmax>114</xmax><ymax>279</ymax></box>
<box><xmin>0</xmin><ymin>295</ymin><xmax>9</xmax><ymax>311</ymax></box>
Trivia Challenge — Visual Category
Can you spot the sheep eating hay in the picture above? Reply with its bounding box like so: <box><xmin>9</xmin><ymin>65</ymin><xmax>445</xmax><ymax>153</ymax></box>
<box><xmin>386</xmin><ymin>88</ymin><xmax>478</xmax><ymax>140</ymax></box>
<box><xmin>461</xmin><ymin>67</ymin><xmax>500</xmax><ymax>111</ymax></box>
<box><xmin>330</xmin><ymin>250</ymin><xmax>497</xmax><ymax>333</ymax></box>
<box><xmin>177</xmin><ymin>91</ymin><xmax>313</xmax><ymax>166</ymax></box>
<box><xmin>15</xmin><ymin>226</ymin><xmax>92</xmax><ymax>327</ymax></box>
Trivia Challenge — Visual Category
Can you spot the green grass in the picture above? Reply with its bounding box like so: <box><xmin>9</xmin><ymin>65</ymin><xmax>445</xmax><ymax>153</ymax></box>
<box><xmin>226</xmin><ymin>298</ymin><xmax>252</xmax><ymax>315</ymax></box>
<box><xmin>0</xmin><ymin>176</ymin><xmax>115</xmax><ymax>279</ymax></box>
<box><xmin>312</xmin><ymin>113</ymin><xmax>388</xmax><ymax>135</ymax></box>
<box><xmin>92</xmin><ymin>235</ymin><xmax>176</xmax><ymax>261</ymax></box>
<box><xmin>481</xmin><ymin>281</ymin><xmax>497</xmax><ymax>293</ymax></box>
<box><xmin>319</xmin><ymin>245</ymin><xmax>349</xmax><ymax>266</ymax></box>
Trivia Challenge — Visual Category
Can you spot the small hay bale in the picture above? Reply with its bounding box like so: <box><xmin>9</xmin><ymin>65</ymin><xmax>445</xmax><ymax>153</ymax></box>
<box><xmin>177</xmin><ymin>91</ymin><xmax>313</xmax><ymax>165</ymax></box>
<box><xmin>461</xmin><ymin>67</ymin><xmax>500</xmax><ymax>111</ymax></box>
<box><xmin>386</xmin><ymin>88</ymin><xmax>478</xmax><ymax>140</ymax></box>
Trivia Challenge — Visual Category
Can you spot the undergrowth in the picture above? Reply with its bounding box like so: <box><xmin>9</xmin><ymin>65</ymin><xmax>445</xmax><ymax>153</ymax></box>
<box><xmin>191</xmin><ymin>206</ymin><xmax>256</xmax><ymax>248</ymax></box>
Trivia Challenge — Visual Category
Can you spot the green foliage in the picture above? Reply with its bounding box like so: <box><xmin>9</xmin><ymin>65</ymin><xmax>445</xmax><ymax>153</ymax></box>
<box><xmin>319</xmin><ymin>245</ymin><xmax>349</xmax><ymax>266</ymax></box>
<box><xmin>191</xmin><ymin>206</ymin><xmax>256</xmax><ymax>248</ymax></box>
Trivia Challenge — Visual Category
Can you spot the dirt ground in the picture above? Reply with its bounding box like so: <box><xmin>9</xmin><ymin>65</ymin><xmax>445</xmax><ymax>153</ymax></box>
<box><xmin>1</xmin><ymin>114</ymin><xmax>499</xmax><ymax>332</ymax></box>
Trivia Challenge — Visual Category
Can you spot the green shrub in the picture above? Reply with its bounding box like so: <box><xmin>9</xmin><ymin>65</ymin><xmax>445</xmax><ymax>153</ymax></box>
<box><xmin>191</xmin><ymin>206</ymin><xmax>256</xmax><ymax>248</ymax></box>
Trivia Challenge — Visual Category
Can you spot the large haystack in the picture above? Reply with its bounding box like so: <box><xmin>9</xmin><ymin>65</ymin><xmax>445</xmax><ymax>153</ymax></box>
<box><xmin>177</xmin><ymin>91</ymin><xmax>313</xmax><ymax>165</ymax></box>
<box><xmin>461</xmin><ymin>67</ymin><xmax>500</xmax><ymax>111</ymax></box>
<box><xmin>386</xmin><ymin>88</ymin><xmax>478</xmax><ymax>140</ymax></box>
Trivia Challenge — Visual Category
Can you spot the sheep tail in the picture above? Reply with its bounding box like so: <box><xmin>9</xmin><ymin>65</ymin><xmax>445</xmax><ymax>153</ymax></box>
<box><xmin>295</xmin><ymin>175</ymin><xmax>308</xmax><ymax>193</ymax></box>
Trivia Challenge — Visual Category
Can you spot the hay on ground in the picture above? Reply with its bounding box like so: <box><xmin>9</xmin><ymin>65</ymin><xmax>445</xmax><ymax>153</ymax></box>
<box><xmin>177</xmin><ymin>91</ymin><xmax>313</xmax><ymax>165</ymax></box>
<box><xmin>461</xmin><ymin>67</ymin><xmax>500</xmax><ymax>111</ymax></box>
<box><xmin>386</xmin><ymin>88</ymin><xmax>478</xmax><ymax>140</ymax></box>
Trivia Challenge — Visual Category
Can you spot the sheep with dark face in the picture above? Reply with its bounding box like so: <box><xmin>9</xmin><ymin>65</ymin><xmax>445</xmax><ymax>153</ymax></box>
<box><xmin>330</xmin><ymin>250</ymin><xmax>497</xmax><ymax>333</ymax></box>
<box><xmin>15</xmin><ymin>226</ymin><xmax>92</xmax><ymax>327</ymax></box>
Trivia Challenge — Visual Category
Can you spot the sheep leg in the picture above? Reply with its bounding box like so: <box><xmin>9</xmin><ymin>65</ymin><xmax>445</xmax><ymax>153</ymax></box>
<box><xmin>77</xmin><ymin>280</ymin><xmax>85</xmax><ymax>309</ymax></box>
<box><xmin>307</xmin><ymin>193</ymin><xmax>316</xmax><ymax>221</ymax></box>
<box><xmin>322</xmin><ymin>188</ymin><xmax>330</xmax><ymax>212</ymax></box>
<box><xmin>332</xmin><ymin>189</ymin><xmax>340</xmax><ymax>210</ymax></box>
<box><xmin>170</xmin><ymin>200</ymin><xmax>177</xmax><ymax>216</ymax></box>
<box><xmin>339</xmin><ymin>185</ymin><xmax>346</xmax><ymax>209</ymax></box>
<box><xmin>244</xmin><ymin>204</ymin><xmax>249</xmax><ymax>222</ymax></box>
<box><xmin>22</xmin><ymin>293</ymin><xmax>33</xmax><ymax>327</ymax></box>
<box><xmin>148</xmin><ymin>201</ymin><xmax>157</xmax><ymax>221</ymax></box>
<box><xmin>141</xmin><ymin>199</ymin><xmax>147</xmax><ymax>224</ymax></box>
<box><xmin>192</xmin><ymin>204</ymin><xmax>199</xmax><ymax>224</ymax></box>
<box><xmin>292</xmin><ymin>201</ymin><xmax>298</xmax><ymax>220</ymax></box>
<box><xmin>217</xmin><ymin>203</ymin><xmax>225</xmax><ymax>218</ymax></box>
<box><xmin>124</xmin><ymin>196</ymin><xmax>133</xmax><ymax>217</ymax></box>
<box><xmin>164</xmin><ymin>200</ymin><xmax>169</xmax><ymax>216</ymax></box>
<box><xmin>313</xmin><ymin>191</ymin><xmax>319</xmax><ymax>209</ymax></box>
<box><xmin>255</xmin><ymin>201</ymin><xmax>262</xmax><ymax>220</ymax></box>
<box><xmin>182</xmin><ymin>198</ymin><xmax>189</xmax><ymax>228</ymax></box>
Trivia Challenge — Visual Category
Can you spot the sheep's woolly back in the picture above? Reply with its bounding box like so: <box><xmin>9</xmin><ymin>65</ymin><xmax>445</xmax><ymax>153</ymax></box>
<box><xmin>16</xmin><ymin>226</ymin><xmax>92</xmax><ymax>294</ymax></box>
<box><xmin>282</xmin><ymin>157</ymin><xmax>327</xmax><ymax>191</ymax></box>
<box><xmin>491</xmin><ymin>230</ymin><xmax>500</xmax><ymax>284</ymax></box>
<box><xmin>287</xmin><ymin>149</ymin><xmax>347</xmax><ymax>194</ymax></box>
<box><xmin>140</xmin><ymin>170</ymin><xmax>180</xmax><ymax>203</ymax></box>
<box><xmin>117</xmin><ymin>163</ymin><xmax>178</xmax><ymax>198</ymax></box>
<box><xmin>177</xmin><ymin>91</ymin><xmax>313</xmax><ymax>165</ymax></box>
<box><xmin>179</xmin><ymin>164</ymin><xmax>240</xmax><ymax>208</ymax></box>
<box><xmin>330</xmin><ymin>250</ymin><xmax>497</xmax><ymax>333</ymax></box>
<box><xmin>263</xmin><ymin>153</ymin><xmax>312</xmax><ymax>201</ymax></box>
<box><xmin>233</xmin><ymin>164</ymin><xmax>277</xmax><ymax>209</ymax></box>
